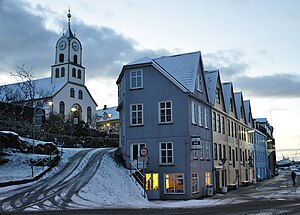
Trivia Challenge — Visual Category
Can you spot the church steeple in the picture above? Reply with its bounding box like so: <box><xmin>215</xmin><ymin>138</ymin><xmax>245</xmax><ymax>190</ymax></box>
<box><xmin>65</xmin><ymin>7</ymin><xmax>74</xmax><ymax>38</ymax></box>
<box><xmin>51</xmin><ymin>9</ymin><xmax>85</xmax><ymax>86</ymax></box>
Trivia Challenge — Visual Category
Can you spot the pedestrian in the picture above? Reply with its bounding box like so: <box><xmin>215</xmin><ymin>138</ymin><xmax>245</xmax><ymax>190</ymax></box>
<box><xmin>291</xmin><ymin>170</ymin><xmax>296</xmax><ymax>185</ymax></box>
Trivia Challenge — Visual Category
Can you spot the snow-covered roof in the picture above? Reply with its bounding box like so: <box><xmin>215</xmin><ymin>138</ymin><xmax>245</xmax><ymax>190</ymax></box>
<box><xmin>120</xmin><ymin>51</ymin><xmax>202</xmax><ymax>94</ymax></box>
<box><xmin>0</xmin><ymin>78</ymin><xmax>65</xmax><ymax>102</ymax></box>
<box><xmin>96</xmin><ymin>106</ymin><xmax>119</xmax><ymax>122</ymax></box>
<box><xmin>205</xmin><ymin>70</ymin><xmax>219</xmax><ymax>105</ymax></box>
<box><xmin>153</xmin><ymin>52</ymin><xmax>201</xmax><ymax>92</ymax></box>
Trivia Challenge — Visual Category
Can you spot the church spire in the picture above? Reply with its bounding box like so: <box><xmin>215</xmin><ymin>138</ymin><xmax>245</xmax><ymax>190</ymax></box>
<box><xmin>66</xmin><ymin>6</ymin><xmax>74</xmax><ymax>38</ymax></box>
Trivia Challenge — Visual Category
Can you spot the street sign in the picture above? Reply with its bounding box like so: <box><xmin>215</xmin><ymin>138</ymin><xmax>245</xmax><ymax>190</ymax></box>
<box><xmin>140</xmin><ymin>147</ymin><xmax>148</xmax><ymax>157</ymax></box>
<box><xmin>140</xmin><ymin>156</ymin><xmax>148</xmax><ymax>162</ymax></box>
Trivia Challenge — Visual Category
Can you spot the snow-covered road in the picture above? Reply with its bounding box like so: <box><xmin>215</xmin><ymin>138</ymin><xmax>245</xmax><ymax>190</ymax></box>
<box><xmin>0</xmin><ymin>148</ymin><xmax>110</xmax><ymax>212</ymax></box>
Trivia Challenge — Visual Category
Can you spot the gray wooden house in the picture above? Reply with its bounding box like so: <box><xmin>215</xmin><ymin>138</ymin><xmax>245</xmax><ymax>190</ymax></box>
<box><xmin>116</xmin><ymin>51</ymin><xmax>213</xmax><ymax>200</ymax></box>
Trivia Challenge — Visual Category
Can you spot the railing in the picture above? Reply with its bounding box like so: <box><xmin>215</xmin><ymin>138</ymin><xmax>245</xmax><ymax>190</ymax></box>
<box><xmin>129</xmin><ymin>159</ymin><xmax>146</xmax><ymax>197</ymax></box>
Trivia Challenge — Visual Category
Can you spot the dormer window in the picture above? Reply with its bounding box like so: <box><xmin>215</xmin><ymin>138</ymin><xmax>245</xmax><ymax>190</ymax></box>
<box><xmin>59</xmin><ymin>54</ymin><xmax>64</xmax><ymax>63</ymax></box>
<box><xmin>196</xmin><ymin>73</ymin><xmax>203</xmax><ymax>92</ymax></box>
<box><xmin>73</xmin><ymin>55</ymin><xmax>78</xmax><ymax>64</ymax></box>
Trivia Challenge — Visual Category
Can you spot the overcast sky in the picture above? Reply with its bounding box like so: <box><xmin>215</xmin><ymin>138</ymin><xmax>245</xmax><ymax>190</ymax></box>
<box><xmin>1</xmin><ymin>0</ymin><xmax>300</xmax><ymax>152</ymax></box>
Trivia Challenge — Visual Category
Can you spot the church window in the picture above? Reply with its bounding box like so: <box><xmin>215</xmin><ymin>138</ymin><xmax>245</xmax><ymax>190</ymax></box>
<box><xmin>78</xmin><ymin>90</ymin><xmax>83</xmax><ymax>99</ymax></box>
<box><xmin>70</xmin><ymin>88</ymin><xmax>75</xmax><ymax>98</ymax></box>
<box><xmin>59</xmin><ymin>101</ymin><xmax>65</xmax><ymax>116</ymax></box>
<box><xmin>78</xmin><ymin>69</ymin><xmax>82</xmax><ymax>79</ymax></box>
<box><xmin>87</xmin><ymin>106</ymin><xmax>92</xmax><ymax>125</ymax></box>
<box><xmin>55</xmin><ymin>68</ymin><xmax>59</xmax><ymax>78</ymax></box>
<box><xmin>72</xmin><ymin>68</ymin><xmax>76</xmax><ymax>77</ymax></box>
<box><xmin>73</xmin><ymin>55</ymin><xmax>78</xmax><ymax>64</ymax></box>
<box><xmin>61</xmin><ymin>67</ymin><xmax>65</xmax><ymax>77</ymax></box>
<box><xmin>59</xmin><ymin>53</ymin><xmax>64</xmax><ymax>63</ymax></box>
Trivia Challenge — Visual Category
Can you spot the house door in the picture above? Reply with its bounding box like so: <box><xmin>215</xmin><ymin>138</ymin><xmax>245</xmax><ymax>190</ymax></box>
<box><xmin>215</xmin><ymin>171</ymin><xmax>220</xmax><ymax>192</ymax></box>
<box><xmin>146</xmin><ymin>173</ymin><xmax>160</xmax><ymax>199</ymax></box>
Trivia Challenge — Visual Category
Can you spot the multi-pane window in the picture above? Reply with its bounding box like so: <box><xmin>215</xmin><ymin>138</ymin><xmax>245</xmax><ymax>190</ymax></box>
<box><xmin>131</xmin><ymin>143</ymin><xmax>145</xmax><ymax>160</ymax></box>
<box><xmin>218</xmin><ymin>144</ymin><xmax>222</xmax><ymax>160</ymax></box>
<box><xmin>196</xmin><ymin>73</ymin><xmax>203</xmax><ymax>92</ymax></box>
<box><xmin>192</xmin><ymin>149</ymin><xmax>199</xmax><ymax>160</ymax></box>
<box><xmin>59</xmin><ymin>101</ymin><xmax>65</xmax><ymax>116</ymax></box>
<box><xmin>192</xmin><ymin>173</ymin><xmax>199</xmax><ymax>193</ymax></box>
<box><xmin>165</xmin><ymin>173</ymin><xmax>184</xmax><ymax>194</ymax></box>
<box><xmin>221</xmin><ymin>116</ymin><xmax>225</xmax><ymax>134</ymax></box>
<box><xmin>231</xmin><ymin>121</ymin><xmax>234</xmax><ymax>137</ymax></box>
<box><xmin>234</xmin><ymin>123</ymin><xmax>237</xmax><ymax>138</ymax></box>
<box><xmin>130</xmin><ymin>104</ymin><xmax>143</xmax><ymax>126</ymax></box>
<box><xmin>215</xmin><ymin>88</ymin><xmax>220</xmax><ymax>104</ymax></box>
<box><xmin>222</xmin><ymin>145</ymin><xmax>226</xmax><ymax>159</ymax></box>
<box><xmin>217</xmin><ymin>114</ymin><xmax>221</xmax><ymax>133</ymax></box>
<box><xmin>205</xmin><ymin>142</ymin><xmax>210</xmax><ymax>159</ymax></box>
<box><xmin>198</xmin><ymin>105</ymin><xmax>203</xmax><ymax>126</ymax></box>
<box><xmin>229</xmin><ymin>146</ymin><xmax>232</xmax><ymax>161</ymax></box>
<box><xmin>130</xmin><ymin>70</ymin><xmax>143</xmax><ymax>89</ymax></box>
<box><xmin>227</xmin><ymin>120</ymin><xmax>231</xmax><ymax>136</ymax></box>
<box><xmin>146</xmin><ymin>173</ymin><xmax>159</xmax><ymax>190</ymax></box>
<box><xmin>214</xmin><ymin>143</ymin><xmax>217</xmax><ymax>160</ymax></box>
<box><xmin>160</xmin><ymin>142</ymin><xmax>173</xmax><ymax>165</ymax></box>
<box><xmin>204</xmin><ymin>108</ymin><xmax>208</xmax><ymax>128</ymax></box>
<box><xmin>205</xmin><ymin>172</ymin><xmax>211</xmax><ymax>185</ymax></box>
<box><xmin>159</xmin><ymin>101</ymin><xmax>172</xmax><ymax>123</ymax></box>
<box><xmin>70</xmin><ymin>88</ymin><xmax>75</xmax><ymax>98</ymax></box>
<box><xmin>199</xmin><ymin>141</ymin><xmax>204</xmax><ymax>159</ymax></box>
<box><xmin>212</xmin><ymin>112</ymin><xmax>216</xmax><ymax>131</ymax></box>
<box><xmin>191</xmin><ymin>101</ymin><xmax>196</xmax><ymax>124</ymax></box>
<box><xmin>78</xmin><ymin>90</ymin><xmax>83</xmax><ymax>100</ymax></box>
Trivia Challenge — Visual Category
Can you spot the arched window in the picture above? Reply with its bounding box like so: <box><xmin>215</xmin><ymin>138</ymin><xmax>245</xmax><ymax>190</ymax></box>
<box><xmin>70</xmin><ymin>88</ymin><xmax>75</xmax><ymax>98</ymax></box>
<box><xmin>59</xmin><ymin>53</ymin><xmax>64</xmax><ymax>63</ymax></box>
<box><xmin>61</xmin><ymin>67</ymin><xmax>65</xmax><ymax>77</ymax></box>
<box><xmin>55</xmin><ymin>68</ymin><xmax>59</xmax><ymax>78</ymax></box>
<box><xmin>87</xmin><ymin>106</ymin><xmax>92</xmax><ymax>125</ymax></box>
<box><xmin>72</xmin><ymin>68</ymin><xmax>76</xmax><ymax>77</ymax></box>
<box><xmin>78</xmin><ymin>90</ymin><xmax>83</xmax><ymax>99</ymax></box>
<box><xmin>78</xmin><ymin>69</ymin><xmax>82</xmax><ymax>79</ymax></box>
<box><xmin>73</xmin><ymin>55</ymin><xmax>78</xmax><ymax>64</ymax></box>
<box><xmin>59</xmin><ymin>101</ymin><xmax>65</xmax><ymax>116</ymax></box>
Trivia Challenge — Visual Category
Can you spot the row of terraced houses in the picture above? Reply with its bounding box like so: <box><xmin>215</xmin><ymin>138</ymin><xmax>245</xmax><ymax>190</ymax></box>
<box><xmin>116</xmin><ymin>51</ymin><xmax>276</xmax><ymax>200</ymax></box>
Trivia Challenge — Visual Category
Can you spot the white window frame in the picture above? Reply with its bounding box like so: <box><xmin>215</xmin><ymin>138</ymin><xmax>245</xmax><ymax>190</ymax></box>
<box><xmin>199</xmin><ymin>141</ymin><xmax>204</xmax><ymax>159</ymax></box>
<box><xmin>159</xmin><ymin>101</ymin><xmax>173</xmax><ymax>124</ymax></box>
<box><xmin>191</xmin><ymin>101</ymin><xmax>197</xmax><ymax>124</ymax></box>
<box><xmin>130</xmin><ymin>103</ymin><xmax>143</xmax><ymax>126</ymax></box>
<box><xmin>196</xmin><ymin>73</ymin><xmax>203</xmax><ymax>92</ymax></box>
<box><xmin>164</xmin><ymin>173</ymin><xmax>185</xmax><ymax>194</ymax></box>
<box><xmin>192</xmin><ymin>150</ymin><xmax>199</xmax><ymax>160</ymax></box>
<box><xmin>130</xmin><ymin>143</ymin><xmax>146</xmax><ymax>161</ymax></box>
<box><xmin>205</xmin><ymin>142</ymin><xmax>210</xmax><ymax>159</ymax></box>
<box><xmin>198</xmin><ymin>105</ymin><xmax>203</xmax><ymax>126</ymax></box>
<box><xmin>204</xmin><ymin>108</ymin><xmax>208</xmax><ymax>128</ymax></box>
<box><xmin>130</xmin><ymin>70</ymin><xmax>143</xmax><ymax>89</ymax></box>
<box><xmin>192</xmin><ymin>173</ymin><xmax>199</xmax><ymax>194</ymax></box>
<box><xmin>159</xmin><ymin>142</ymin><xmax>174</xmax><ymax>165</ymax></box>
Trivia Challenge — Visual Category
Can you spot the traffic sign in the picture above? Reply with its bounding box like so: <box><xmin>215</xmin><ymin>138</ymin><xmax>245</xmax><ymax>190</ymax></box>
<box><xmin>140</xmin><ymin>147</ymin><xmax>148</xmax><ymax>157</ymax></box>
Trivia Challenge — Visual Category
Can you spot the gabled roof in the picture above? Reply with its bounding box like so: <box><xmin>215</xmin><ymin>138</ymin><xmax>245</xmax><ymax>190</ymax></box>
<box><xmin>0</xmin><ymin>78</ymin><xmax>64</xmax><ymax>102</ymax></box>
<box><xmin>244</xmin><ymin>100</ymin><xmax>253</xmax><ymax>127</ymax></box>
<box><xmin>96</xmin><ymin>106</ymin><xmax>119</xmax><ymax>122</ymax></box>
<box><xmin>118</xmin><ymin>51</ymin><xmax>203</xmax><ymax>95</ymax></box>
<box><xmin>234</xmin><ymin>91</ymin><xmax>246</xmax><ymax>121</ymax></box>
<box><xmin>153</xmin><ymin>52</ymin><xmax>201</xmax><ymax>92</ymax></box>
<box><xmin>222</xmin><ymin>82</ymin><xmax>235</xmax><ymax>114</ymax></box>
<box><xmin>205</xmin><ymin>70</ymin><xmax>219</xmax><ymax>105</ymax></box>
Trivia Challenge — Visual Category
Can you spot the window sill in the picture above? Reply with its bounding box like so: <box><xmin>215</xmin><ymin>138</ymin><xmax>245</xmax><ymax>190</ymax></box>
<box><xmin>129</xmin><ymin>87</ymin><xmax>143</xmax><ymax>91</ymax></box>
<box><xmin>158</xmin><ymin>122</ymin><xmax>173</xmax><ymax>125</ymax></box>
<box><xmin>159</xmin><ymin>164</ymin><xmax>174</xmax><ymax>166</ymax></box>
<box><xmin>130</xmin><ymin>124</ymin><xmax>144</xmax><ymax>127</ymax></box>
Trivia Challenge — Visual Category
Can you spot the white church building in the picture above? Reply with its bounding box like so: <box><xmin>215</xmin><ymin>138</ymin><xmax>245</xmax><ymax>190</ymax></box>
<box><xmin>0</xmin><ymin>10</ymin><xmax>97</xmax><ymax>125</ymax></box>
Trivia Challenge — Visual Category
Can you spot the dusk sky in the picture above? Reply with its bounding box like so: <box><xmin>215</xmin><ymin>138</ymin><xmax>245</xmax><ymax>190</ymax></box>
<box><xmin>0</xmin><ymin>0</ymin><xmax>300</xmax><ymax>153</ymax></box>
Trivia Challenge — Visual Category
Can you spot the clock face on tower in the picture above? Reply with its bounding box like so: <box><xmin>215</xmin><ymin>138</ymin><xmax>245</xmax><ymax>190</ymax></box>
<box><xmin>59</xmin><ymin>41</ymin><xmax>66</xmax><ymax>50</ymax></box>
<box><xmin>72</xmin><ymin>41</ymin><xmax>79</xmax><ymax>51</ymax></box>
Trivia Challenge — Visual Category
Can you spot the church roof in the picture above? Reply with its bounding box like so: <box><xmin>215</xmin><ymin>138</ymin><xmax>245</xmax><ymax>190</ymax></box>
<box><xmin>0</xmin><ymin>78</ymin><xmax>64</xmax><ymax>102</ymax></box>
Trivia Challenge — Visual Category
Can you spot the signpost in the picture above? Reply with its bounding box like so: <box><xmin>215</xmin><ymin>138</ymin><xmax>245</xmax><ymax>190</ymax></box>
<box><xmin>140</xmin><ymin>147</ymin><xmax>148</xmax><ymax>198</ymax></box>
